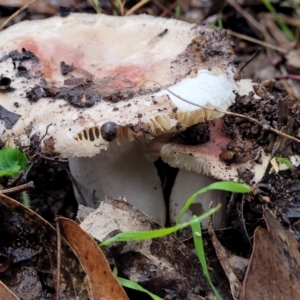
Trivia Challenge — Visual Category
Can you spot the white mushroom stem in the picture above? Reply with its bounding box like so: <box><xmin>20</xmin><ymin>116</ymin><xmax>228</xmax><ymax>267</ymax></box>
<box><xmin>69</xmin><ymin>140</ymin><xmax>166</xmax><ymax>225</ymax></box>
<box><xmin>170</xmin><ymin>170</ymin><xmax>227</xmax><ymax>229</ymax></box>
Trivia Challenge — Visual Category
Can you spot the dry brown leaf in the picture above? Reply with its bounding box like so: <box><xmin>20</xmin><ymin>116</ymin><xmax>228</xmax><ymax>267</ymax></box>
<box><xmin>208</xmin><ymin>218</ymin><xmax>247</xmax><ymax>300</ymax></box>
<box><xmin>0</xmin><ymin>280</ymin><xmax>19</xmax><ymax>300</ymax></box>
<box><xmin>0</xmin><ymin>193</ymin><xmax>92</xmax><ymax>299</ymax></box>
<box><xmin>57</xmin><ymin>217</ymin><xmax>129</xmax><ymax>300</ymax></box>
<box><xmin>243</xmin><ymin>209</ymin><xmax>300</xmax><ymax>299</ymax></box>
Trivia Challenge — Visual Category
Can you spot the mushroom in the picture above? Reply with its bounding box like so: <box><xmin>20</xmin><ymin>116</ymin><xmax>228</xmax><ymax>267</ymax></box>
<box><xmin>0</xmin><ymin>13</ymin><xmax>239</xmax><ymax>224</ymax></box>
<box><xmin>146</xmin><ymin>81</ymin><xmax>271</xmax><ymax>228</ymax></box>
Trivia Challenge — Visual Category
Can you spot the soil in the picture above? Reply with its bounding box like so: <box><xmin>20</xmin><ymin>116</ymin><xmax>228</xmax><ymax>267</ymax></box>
<box><xmin>223</xmin><ymin>81</ymin><xmax>286</xmax><ymax>162</ymax></box>
<box><xmin>1</xmin><ymin>159</ymin><xmax>77</xmax><ymax>223</ymax></box>
<box><xmin>221</xmin><ymin>80</ymin><xmax>300</xmax><ymax>245</ymax></box>
<box><xmin>173</xmin><ymin>122</ymin><xmax>210</xmax><ymax>145</ymax></box>
<box><xmin>0</xmin><ymin>204</ymin><xmax>54</xmax><ymax>298</ymax></box>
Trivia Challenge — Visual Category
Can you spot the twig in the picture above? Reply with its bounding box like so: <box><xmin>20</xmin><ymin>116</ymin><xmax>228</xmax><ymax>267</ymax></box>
<box><xmin>274</xmin><ymin>13</ymin><xmax>300</xmax><ymax>28</ymax></box>
<box><xmin>225</xmin><ymin>192</ymin><xmax>237</xmax><ymax>227</ymax></box>
<box><xmin>159</xmin><ymin>0</ymin><xmax>181</xmax><ymax>17</ymax></box>
<box><xmin>227</xmin><ymin>0</ymin><xmax>264</xmax><ymax>34</ymax></box>
<box><xmin>278</xmin><ymin>64</ymin><xmax>299</xmax><ymax>97</ymax></box>
<box><xmin>36</xmin><ymin>124</ymin><xmax>68</xmax><ymax>163</ymax></box>
<box><xmin>226</xmin><ymin>29</ymin><xmax>288</xmax><ymax>54</ymax></box>
<box><xmin>17</xmin><ymin>156</ymin><xmax>36</xmax><ymax>186</ymax></box>
<box><xmin>275</xmin><ymin>74</ymin><xmax>300</xmax><ymax>81</ymax></box>
<box><xmin>55</xmin><ymin>219</ymin><xmax>61</xmax><ymax>300</ymax></box>
<box><xmin>148</xmin><ymin>80</ymin><xmax>300</xmax><ymax>144</ymax></box>
<box><xmin>126</xmin><ymin>0</ymin><xmax>150</xmax><ymax>16</ymax></box>
<box><xmin>115</xmin><ymin>0</ymin><xmax>125</xmax><ymax>15</ymax></box>
<box><xmin>239</xmin><ymin>197</ymin><xmax>252</xmax><ymax>247</ymax></box>
<box><xmin>0</xmin><ymin>0</ymin><xmax>39</xmax><ymax>31</ymax></box>
<box><xmin>151</xmin><ymin>0</ymin><xmax>168</xmax><ymax>12</ymax></box>
<box><xmin>0</xmin><ymin>181</ymin><xmax>34</xmax><ymax>195</ymax></box>
<box><xmin>108</xmin><ymin>0</ymin><xmax>122</xmax><ymax>15</ymax></box>
<box><xmin>239</xmin><ymin>47</ymin><xmax>262</xmax><ymax>73</ymax></box>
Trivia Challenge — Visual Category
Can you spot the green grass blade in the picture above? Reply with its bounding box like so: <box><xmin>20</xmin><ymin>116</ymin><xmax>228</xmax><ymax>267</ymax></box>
<box><xmin>92</xmin><ymin>0</ymin><xmax>102</xmax><ymax>13</ymax></box>
<box><xmin>262</xmin><ymin>0</ymin><xmax>295</xmax><ymax>41</ymax></box>
<box><xmin>115</xmin><ymin>265</ymin><xmax>162</xmax><ymax>299</ymax></box>
<box><xmin>191</xmin><ymin>216</ymin><xmax>223</xmax><ymax>300</ymax></box>
<box><xmin>118</xmin><ymin>277</ymin><xmax>163</xmax><ymax>300</ymax></box>
<box><xmin>175</xmin><ymin>4</ymin><xmax>181</xmax><ymax>19</ymax></box>
<box><xmin>216</xmin><ymin>8</ymin><xmax>224</xmax><ymax>29</ymax></box>
<box><xmin>176</xmin><ymin>181</ymin><xmax>251</xmax><ymax>225</ymax></box>
<box><xmin>113</xmin><ymin>266</ymin><xmax>118</xmax><ymax>276</ymax></box>
<box><xmin>217</xmin><ymin>16</ymin><xmax>223</xmax><ymax>29</ymax></box>
<box><xmin>21</xmin><ymin>191</ymin><xmax>30</xmax><ymax>208</ymax></box>
<box><xmin>100</xmin><ymin>205</ymin><xmax>220</xmax><ymax>247</ymax></box>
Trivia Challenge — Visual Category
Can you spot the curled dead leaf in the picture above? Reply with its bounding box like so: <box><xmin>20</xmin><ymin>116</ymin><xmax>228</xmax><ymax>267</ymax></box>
<box><xmin>243</xmin><ymin>209</ymin><xmax>300</xmax><ymax>299</ymax></box>
<box><xmin>56</xmin><ymin>217</ymin><xmax>129</xmax><ymax>300</ymax></box>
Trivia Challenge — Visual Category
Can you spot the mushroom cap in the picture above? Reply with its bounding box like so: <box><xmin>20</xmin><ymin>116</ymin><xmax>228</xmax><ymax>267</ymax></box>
<box><xmin>146</xmin><ymin>118</ymin><xmax>270</xmax><ymax>183</ymax></box>
<box><xmin>0</xmin><ymin>13</ymin><xmax>238</xmax><ymax>157</ymax></box>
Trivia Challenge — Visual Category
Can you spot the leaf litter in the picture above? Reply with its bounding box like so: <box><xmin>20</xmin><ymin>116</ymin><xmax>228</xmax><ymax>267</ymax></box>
<box><xmin>0</xmin><ymin>193</ymin><xmax>92</xmax><ymax>299</ymax></box>
<box><xmin>243</xmin><ymin>209</ymin><xmax>300</xmax><ymax>299</ymax></box>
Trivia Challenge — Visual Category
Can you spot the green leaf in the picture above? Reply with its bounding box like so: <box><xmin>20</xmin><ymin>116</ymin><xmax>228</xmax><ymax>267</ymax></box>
<box><xmin>191</xmin><ymin>216</ymin><xmax>223</xmax><ymax>300</ymax></box>
<box><xmin>274</xmin><ymin>156</ymin><xmax>291</xmax><ymax>169</ymax></box>
<box><xmin>0</xmin><ymin>147</ymin><xmax>28</xmax><ymax>178</ymax></box>
<box><xmin>118</xmin><ymin>277</ymin><xmax>163</xmax><ymax>300</ymax></box>
<box><xmin>176</xmin><ymin>181</ymin><xmax>251</xmax><ymax>225</ymax></box>
<box><xmin>100</xmin><ymin>205</ymin><xmax>220</xmax><ymax>247</ymax></box>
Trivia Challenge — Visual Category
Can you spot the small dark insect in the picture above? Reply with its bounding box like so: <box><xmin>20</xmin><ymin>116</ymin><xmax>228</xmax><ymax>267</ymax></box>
<box><xmin>101</xmin><ymin>121</ymin><xmax>119</xmax><ymax>142</ymax></box>
<box><xmin>158</xmin><ymin>28</ymin><xmax>168</xmax><ymax>37</ymax></box>
<box><xmin>0</xmin><ymin>76</ymin><xmax>11</xmax><ymax>86</ymax></box>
